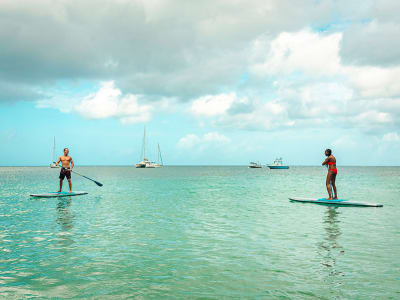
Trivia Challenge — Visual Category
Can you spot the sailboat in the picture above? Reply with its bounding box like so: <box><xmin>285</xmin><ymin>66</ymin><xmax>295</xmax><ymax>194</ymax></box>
<box><xmin>136</xmin><ymin>127</ymin><xmax>156</xmax><ymax>168</ymax></box>
<box><xmin>50</xmin><ymin>136</ymin><xmax>58</xmax><ymax>168</ymax></box>
<box><xmin>154</xmin><ymin>143</ymin><xmax>163</xmax><ymax>168</ymax></box>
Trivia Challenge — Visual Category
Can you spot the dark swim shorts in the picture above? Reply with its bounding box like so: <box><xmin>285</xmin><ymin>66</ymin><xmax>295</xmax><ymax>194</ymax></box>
<box><xmin>59</xmin><ymin>168</ymin><xmax>71</xmax><ymax>180</ymax></box>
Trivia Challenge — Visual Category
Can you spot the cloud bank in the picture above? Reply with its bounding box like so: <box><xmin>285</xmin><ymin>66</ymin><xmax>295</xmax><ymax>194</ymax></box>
<box><xmin>1</xmin><ymin>0</ymin><xmax>399</xmax><ymax>140</ymax></box>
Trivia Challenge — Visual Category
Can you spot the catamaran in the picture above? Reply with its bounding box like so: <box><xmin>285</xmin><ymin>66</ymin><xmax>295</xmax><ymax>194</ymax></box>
<box><xmin>50</xmin><ymin>136</ymin><xmax>58</xmax><ymax>168</ymax></box>
<box><xmin>136</xmin><ymin>127</ymin><xmax>156</xmax><ymax>168</ymax></box>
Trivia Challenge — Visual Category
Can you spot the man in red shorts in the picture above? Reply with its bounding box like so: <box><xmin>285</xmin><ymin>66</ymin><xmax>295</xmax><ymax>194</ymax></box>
<box><xmin>56</xmin><ymin>148</ymin><xmax>74</xmax><ymax>192</ymax></box>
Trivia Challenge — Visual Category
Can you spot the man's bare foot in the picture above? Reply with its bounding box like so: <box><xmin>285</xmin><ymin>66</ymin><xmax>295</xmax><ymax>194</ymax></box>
<box><xmin>57</xmin><ymin>190</ymin><xmax>61</xmax><ymax>193</ymax></box>
<box><xmin>333</xmin><ymin>197</ymin><xmax>338</xmax><ymax>200</ymax></box>
<box><xmin>327</xmin><ymin>197</ymin><xmax>333</xmax><ymax>200</ymax></box>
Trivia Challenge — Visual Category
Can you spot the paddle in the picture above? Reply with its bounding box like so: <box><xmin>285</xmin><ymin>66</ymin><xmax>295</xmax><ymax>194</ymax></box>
<box><xmin>54</xmin><ymin>164</ymin><xmax>103</xmax><ymax>187</ymax></box>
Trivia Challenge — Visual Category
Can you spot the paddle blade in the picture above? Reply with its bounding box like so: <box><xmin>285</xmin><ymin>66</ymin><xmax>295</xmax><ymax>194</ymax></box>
<box><xmin>94</xmin><ymin>181</ymin><xmax>103</xmax><ymax>187</ymax></box>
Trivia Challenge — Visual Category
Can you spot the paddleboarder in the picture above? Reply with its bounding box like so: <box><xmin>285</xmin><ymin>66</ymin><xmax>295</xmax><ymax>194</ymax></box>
<box><xmin>322</xmin><ymin>149</ymin><xmax>337</xmax><ymax>200</ymax></box>
<box><xmin>56</xmin><ymin>148</ymin><xmax>74</xmax><ymax>192</ymax></box>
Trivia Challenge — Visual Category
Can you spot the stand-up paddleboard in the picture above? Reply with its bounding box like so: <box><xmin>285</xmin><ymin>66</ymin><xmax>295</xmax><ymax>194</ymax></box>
<box><xmin>30</xmin><ymin>191</ymin><xmax>88</xmax><ymax>198</ymax></box>
<box><xmin>289</xmin><ymin>197</ymin><xmax>383</xmax><ymax>207</ymax></box>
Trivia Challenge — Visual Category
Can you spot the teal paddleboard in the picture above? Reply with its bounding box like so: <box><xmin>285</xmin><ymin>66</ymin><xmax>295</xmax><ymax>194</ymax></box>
<box><xmin>30</xmin><ymin>191</ymin><xmax>88</xmax><ymax>198</ymax></box>
<box><xmin>289</xmin><ymin>197</ymin><xmax>383</xmax><ymax>207</ymax></box>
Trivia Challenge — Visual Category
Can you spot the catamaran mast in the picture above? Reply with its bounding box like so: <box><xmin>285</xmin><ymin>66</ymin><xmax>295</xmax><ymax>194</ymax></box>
<box><xmin>53</xmin><ymin>136</ymin><xmax>56</xmax><ymax>162</ymax></box>
<box><xmin>143</xmin><ymin>127</ymin><xmax>146</xmax><ymax>159</ymax></box>
<box><xmin>158</xmin><ymin>143</ymin><xmax>163</xmax><ymax>165</ymax></box>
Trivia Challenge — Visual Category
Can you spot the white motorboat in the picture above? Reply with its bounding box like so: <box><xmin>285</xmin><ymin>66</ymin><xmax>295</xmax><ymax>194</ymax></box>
<box><xmin>249</xmin><ymin>161</ymin><xmax>262</xmax><ymax>168</ymax></box>
<box><xmin>267</xmin><ymin>158</ymin><xmax>289</xmax><ymax>169</ymax></box>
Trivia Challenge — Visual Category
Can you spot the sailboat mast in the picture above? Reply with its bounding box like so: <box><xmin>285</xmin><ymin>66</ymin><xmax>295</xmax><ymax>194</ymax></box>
<box><xmin>53</xmin><ymin>136</ymin><xmax>56</xmax><ymax>162</ymax></box>
<box><xmin>157</xmin><ymin>143</ymin><xmax>160</xmax><ymax>164</ymax></box>
<box><xmin>158</xmin><ymin>143</ymin><xmax>163</xmax><ymax>165</ymax></box>
<box><xmin>143</xmin><ymin>127</ymin><xmax>146</xmax><ymax>159</ymax></box>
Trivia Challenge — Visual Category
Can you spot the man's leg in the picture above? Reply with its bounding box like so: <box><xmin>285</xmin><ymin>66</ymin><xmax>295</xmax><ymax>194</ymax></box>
<box><xmin>67</xmin><ymin>179</ymin><xmax>72</xmax><ymax>192</ymax></box>
<box><xmin>58</xmin><ymin>179</ymin><xmax>63</xmax><ymax>192</ymax></box>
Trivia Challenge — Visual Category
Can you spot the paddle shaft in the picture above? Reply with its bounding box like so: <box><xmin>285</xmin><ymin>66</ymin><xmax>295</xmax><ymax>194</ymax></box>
<box><xmin>56</xmin><ymin>164</ymin><xmax>103</xmax><ymax>187</ymax></box>
<box><xmin>70</xmin><ymin>169</ymin><xmax>103</xmax><ymax>186</ymax></box>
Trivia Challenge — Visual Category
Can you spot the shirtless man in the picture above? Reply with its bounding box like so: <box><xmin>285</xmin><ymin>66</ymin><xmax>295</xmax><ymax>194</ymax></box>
<box><xmin>56</xmin><ymin>148</ymin><xmax>74</xmax><ymax>192</ymax></box>
<box><xmin>322</xmin><ymin>149</ymin><xmax>337</xmax><ymax>200</ymax></box>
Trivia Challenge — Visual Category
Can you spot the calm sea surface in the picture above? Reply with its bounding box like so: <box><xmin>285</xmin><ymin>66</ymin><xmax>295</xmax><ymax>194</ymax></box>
<box><xmin>0</xmin><ymin>166</ymin><xmax>399</xmax><ymax>299</ymax></box>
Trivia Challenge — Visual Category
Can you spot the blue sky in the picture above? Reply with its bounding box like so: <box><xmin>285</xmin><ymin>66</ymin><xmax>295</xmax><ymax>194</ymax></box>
<box><xmin>1</xmin><ymin>0</ymin><xmax>400</xmax><ymax>166</ymax></box>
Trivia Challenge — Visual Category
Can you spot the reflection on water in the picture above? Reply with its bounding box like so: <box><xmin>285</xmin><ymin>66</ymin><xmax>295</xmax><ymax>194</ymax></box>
<box><xmin>318</xmin><ymin>207</ymin><xmax>344</xmax><ymax>279</ymax></box>
<box><xmin>55</xmin><ymin>197</ymin><xmax>75</xmax><ymax>248</ymax></box>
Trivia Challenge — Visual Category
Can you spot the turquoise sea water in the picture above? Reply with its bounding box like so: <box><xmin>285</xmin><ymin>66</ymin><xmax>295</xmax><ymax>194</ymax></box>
<box><xmin>0</xmin><ymin>166</ymin><xmax>399</xmax><ymax>299</ymax></box>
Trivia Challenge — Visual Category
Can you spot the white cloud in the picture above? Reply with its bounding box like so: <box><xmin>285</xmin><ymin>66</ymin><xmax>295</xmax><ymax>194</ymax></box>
<box><xmin>4</xmin><ymin>0</ymin><xmax>400</xmax><ymax>138</ymax></box>
<box><xmin>2</xmin><ymin>0</ymin><xmax>383</xmax><ymax>103</ymax></box>
<box><xmin>288</xmin><ymin>82</ymin><xmax>353</xmax><ymax>120</ymax></box>
<box><xmin>177</xmin><ymin>132</ymin><xmax>230</xmax><ymax>149</ymax></box>
<box><xmin>177</xmin><ymin>134</ymin><xmax>201</xmax><ymax>149</ymax></box>
<box><xmin>37</xmin><ymin>81</ymin><xmax>159</xmax><ymax>123</ymax></box>
<box><xmin>345</xmin><ymin>66</ymin><xmax>400</xmax><ymax>98</ymax></box>
<box><xmin>353</xmin><ymin>110</ymin><xmax>392</xmax><ymax>125</ymax></box>
<box><xmin>190</xmin><ymin>92</ymin><xmax>293</xmax><ymax>130</ymax></box>
<box><xmin>252</xmin><ymin>28</ymin><xmax>400</xmax><ymax>100</ymax></box>
<box><xmin>191</xmin><ymin>93</ymin><xmax>237</xmax><ymax>116</ymax></box>
<box><xmin>382</xmin><ymin>132</ymin><xmax>400</xmax><ymax>142</ymax></box>
<box><xmin>252</xmin><ymin>30</ymin><xmax>342</xmax><ymax>77</ymax></box>
<box><xmin>245</xmin><ymin>28</ymin><xmax>400</xmax><ymax>133</ymax></box>
<box><xmin>203</xmin><ymin>132</ymin><xmax>230</xmax><ymax>143</ymax></box>
<box><xmin>74</xmin><ymin>81</ymin><xmax>153</xmax><ymax>123</ymax></box>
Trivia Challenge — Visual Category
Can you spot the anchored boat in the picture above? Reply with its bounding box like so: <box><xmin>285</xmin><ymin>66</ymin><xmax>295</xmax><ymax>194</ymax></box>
<box><xmin>267</xmin><ymin>157</ymin><xmax>289</xmax><ymax>169</ymax></box>
<box><xmin>154</xmin><ymin>143</ymin><xmax>163</xmax><ymax>168</ymax></box>
<box><xmin>135</xmin><ymin>127</ymin><xmax>156</xmax><ymax>168</ymax></box>
<box><xmin>248</xmin><ymin>161</ymin><xmax>262</xmax><ymax>168</ymax></box>
<box><xmin>50</xmin><ymin>136</ymin><xmax>58</xmax><ymax>168</ymax></box>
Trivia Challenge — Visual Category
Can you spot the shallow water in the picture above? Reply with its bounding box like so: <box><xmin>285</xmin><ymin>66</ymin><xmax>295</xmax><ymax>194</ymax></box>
<box><xmin>0</xmin><ymin>166</ymin><xmax>399</xmax><ymax>299</ymax></box>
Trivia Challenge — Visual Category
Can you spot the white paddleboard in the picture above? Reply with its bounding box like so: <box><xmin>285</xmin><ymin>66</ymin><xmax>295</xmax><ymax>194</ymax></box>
<box><xmin>289</xmin><ymin>197</ymin><xmax>383</xmax><ymax>207</ymax></box>
<box><xmin>30</xmin><ymin>191</ymin><xmax>88</xmax><ymax>198</ymax></box>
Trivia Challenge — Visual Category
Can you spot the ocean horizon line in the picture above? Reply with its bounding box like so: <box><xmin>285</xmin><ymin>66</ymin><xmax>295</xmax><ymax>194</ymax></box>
<box><xmin>1</xmin><ymin>164</ymin><xmax>399</xmax><ymax>167</ymax></box>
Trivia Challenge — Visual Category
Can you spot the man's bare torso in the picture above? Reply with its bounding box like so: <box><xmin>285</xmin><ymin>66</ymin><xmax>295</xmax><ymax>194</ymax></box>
<box><xmin>59</xmin><ymin>155</ymin><xmax>72</xmax><ymax>168</ymax></box>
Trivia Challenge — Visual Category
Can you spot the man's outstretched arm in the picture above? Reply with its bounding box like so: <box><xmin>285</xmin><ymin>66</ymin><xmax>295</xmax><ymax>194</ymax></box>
<box><xmin>70</xmin><ymin>158</ymin><xmax>74</xmax><ymax>170</ymax></box>
<box><xmin>56</xmin><ymin>157</ymin><xmax>61</xmax><ymax>166</ymax></box>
